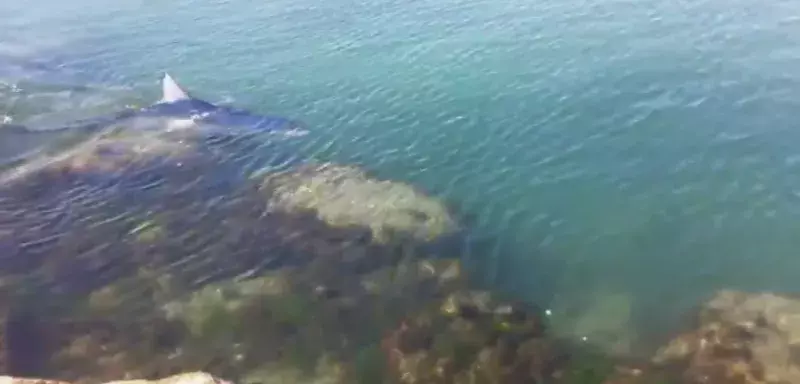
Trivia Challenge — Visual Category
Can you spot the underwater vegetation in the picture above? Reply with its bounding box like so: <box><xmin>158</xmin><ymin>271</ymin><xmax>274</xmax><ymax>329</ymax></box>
<box><xmin>0</xmin><ymin>108</ymin><xmax>795</xmax><ymax>384</ymax></box>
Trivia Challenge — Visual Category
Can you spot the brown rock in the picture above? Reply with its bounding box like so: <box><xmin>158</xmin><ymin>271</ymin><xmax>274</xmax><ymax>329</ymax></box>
<box><xmin>257</xmin><ymin>162</ymin><xmax>459</xmax><ymax>244</ymax></box>
<box><xmin>653</xmin><ymin>289</ymin><xmax>800</xmax><ymax>383</ymax></box>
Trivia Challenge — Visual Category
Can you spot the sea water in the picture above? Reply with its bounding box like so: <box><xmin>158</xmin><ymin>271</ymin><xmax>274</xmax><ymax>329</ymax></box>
<box><xmin>3</xmin><ymin>0</ymin><xmax>800</xmax><ymax>356</ymax></box>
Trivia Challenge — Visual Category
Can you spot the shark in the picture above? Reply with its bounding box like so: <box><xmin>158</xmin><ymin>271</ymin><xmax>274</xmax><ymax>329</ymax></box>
<box><xmin>0</xmin><ymin>73</ymin><xmax>308</xmax><ymax>166</ymax></box>
<box><xmin>141</xmin><ymin>73</ymin><xmax>308</xmax><ymax>137</ymax></box>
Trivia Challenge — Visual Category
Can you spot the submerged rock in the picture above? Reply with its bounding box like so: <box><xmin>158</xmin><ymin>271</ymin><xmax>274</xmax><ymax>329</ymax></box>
<box><xmin>2</xmin><ymin>130</ymin><xmax>190</xmax><ymax>178</ymax></box>
<box><xmin>0</xmin><ymin>120</ymin><xmax>222</xmax><ymax>190</ymax></box>
<box><xmin>652</xmin><ymin>289</ymin><xmax>800</xmax><ymax>384</ymax></box>
<box><xmin>0</xmin><ymin>112</ymin><xmax>567</xmax><ymax>384</ymax></box>
<box><xmin>0</xmin><ymin>258</ymin><xmax>462</xmax><ymax>383</ymax></box>
<box><xmin>0</xmin><ymin>118</ymin><xmax>462</xmax><ymax>305</ymax></box>
<box><xmin>381</xmin><ymin>290</ymin><xmax>557</xmax><ymax>383</ymax></box>
<box><xmin>0</xmin><ymin>253</ymin><xmax>628</xmax><ymax>384</ymax></box>
<box><xmin>0</xmin><ymin>125</ymin><xmax>237</xmax><ymax>301</ymax></box>
<box><xmin>258</xmin><ymin>163</ymin><xmax>459</xmax><ymax>244</ymax></box>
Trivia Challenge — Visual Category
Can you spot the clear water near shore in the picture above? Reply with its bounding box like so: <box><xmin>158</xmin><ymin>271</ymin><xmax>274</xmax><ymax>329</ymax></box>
<box><xmin>4</xmin><ymin>0</ymin><xmax>800</xmax><ymax>357</ymax></box>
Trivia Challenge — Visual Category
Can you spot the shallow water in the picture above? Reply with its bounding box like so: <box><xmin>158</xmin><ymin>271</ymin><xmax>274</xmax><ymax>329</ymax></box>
<box><xmin>3</xmin><ymin>0</ymin><xmax>800</xmax><ymax>356</ymax></box>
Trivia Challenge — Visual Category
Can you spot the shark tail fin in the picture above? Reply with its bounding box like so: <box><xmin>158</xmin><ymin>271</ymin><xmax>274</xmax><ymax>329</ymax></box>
<box><xmin>161</xmin><ymin>72</ymin><xmax>191</xmax><ymax>103</ymax></box>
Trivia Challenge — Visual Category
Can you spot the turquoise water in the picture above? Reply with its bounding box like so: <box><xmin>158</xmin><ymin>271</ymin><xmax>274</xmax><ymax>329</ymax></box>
<box><xmin>4</xmin><ymin>0</ymin><xmax>800</xmax><ymax>355</ymax></box>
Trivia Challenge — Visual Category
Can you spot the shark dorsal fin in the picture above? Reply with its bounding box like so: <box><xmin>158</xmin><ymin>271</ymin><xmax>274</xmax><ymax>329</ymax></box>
<box><xmin>161</xmin><ymin>72</ymin><xmax>190</xmax><ymax>103</ymax></box>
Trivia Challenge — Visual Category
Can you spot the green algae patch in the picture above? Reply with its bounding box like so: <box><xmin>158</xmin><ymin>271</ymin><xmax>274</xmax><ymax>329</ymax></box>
<box><xmin>257</xmin><ymin>163</ymin><xmax>459</xmax><ymax>244</ymax></box>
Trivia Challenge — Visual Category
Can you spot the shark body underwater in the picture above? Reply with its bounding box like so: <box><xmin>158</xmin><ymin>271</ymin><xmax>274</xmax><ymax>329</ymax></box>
<box><xmin>0</xmin><ymin>73</ymin><xmax>315</xmax><ymax>284</ymax></box>
<box><xmin>0</xmin><ymin>73</ymin><xmax>308</xmax><ymax>167</ymax></box>
<box><xmin>135</xmin><ymin>73</ymin><xmax>308</xmax><ymax>137</ymax></box>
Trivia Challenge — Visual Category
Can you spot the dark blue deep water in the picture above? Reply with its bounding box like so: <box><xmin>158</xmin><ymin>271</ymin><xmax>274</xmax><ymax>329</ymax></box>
<box><xmin>4</xmin><ymin>0</ymin><xmax>800</xmax><ymax>355</ymax></box>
